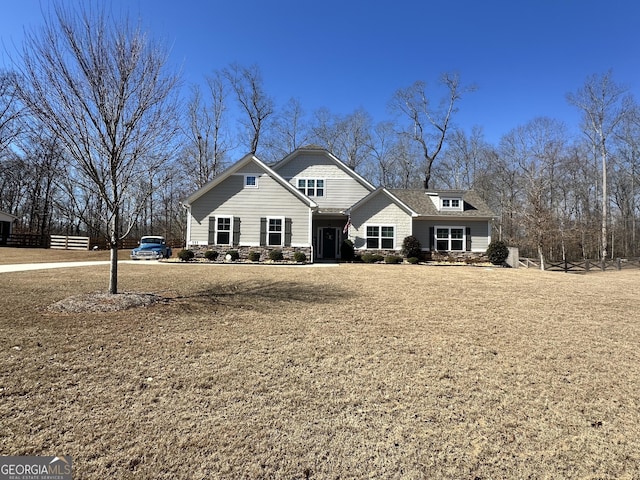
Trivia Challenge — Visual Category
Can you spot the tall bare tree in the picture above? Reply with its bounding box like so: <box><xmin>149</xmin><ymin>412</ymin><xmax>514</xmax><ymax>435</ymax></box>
<box><xmin>181</xmin><ymin>75</ymin><xmax>231</xmax><ymax>189</ymax></box>
<box><xmin>391</xmin><ymin>73</ymin><xmax>475</xmax><ymax>189</ymax></box>
<box><xmin>223</xmin><ymin>63</ymin><xmax>274</xmax><ymax>155</ymax></box>
<box><xmin>567</xmin><ymin>70</ymin><xmax>634</xmax><ymax>261</ymax></box>
<box><xmin>16</xmin><ymin>3</ymin><xmax>180</xmax><ymax>293</ymax></box>
<box><xmin>0</xmin><ymin>71</ymin><xmax>22</xmax><ymax>155</ymax></box>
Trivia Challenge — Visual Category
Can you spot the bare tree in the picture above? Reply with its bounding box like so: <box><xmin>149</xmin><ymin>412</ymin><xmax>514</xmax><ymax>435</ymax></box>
<box><xmin>16</xmin><ymin>3</ymin><xmax>180</xmax><ymax>293</ymax></box>
<box><xmin>261</xmin><ymin>97</ymin><xmax>310</xmax><ymax>162</ymax></box>
<box><xmin>181</xmin><ymin>76</ymin><xmax>231</xmax><ymax>189</ymax></box>
<box><xmin>567</xmin><ymin>70</ymin><xmax>634</xmax><ymax>261</ymax></box>
<box><xmin>0</xmin><ymin>71</ymin><xmax>22</xmax><ymax>155</ymax></box>
<box><xmin>223</xmin><ymin>63</ymin><xmax>274</xmax><ymax>155</ymax></box>
<box><xmin>390</xmin><ymin>73</ymin><xmax>475</xmax><ymax>189</ymax></box>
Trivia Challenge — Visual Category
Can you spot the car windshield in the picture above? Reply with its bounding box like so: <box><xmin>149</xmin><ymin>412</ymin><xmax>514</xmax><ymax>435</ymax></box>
<box><xmin>141</xmin><ymin>237</ymin><xmax>163</xmax><ymax>244</ymax></box>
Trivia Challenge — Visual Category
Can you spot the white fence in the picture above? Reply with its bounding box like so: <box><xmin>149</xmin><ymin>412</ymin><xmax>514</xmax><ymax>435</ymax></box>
<box><xmin>50</xmin><ymin>235</ymin><xmax>90</xmax><ymax>250</ymax></box>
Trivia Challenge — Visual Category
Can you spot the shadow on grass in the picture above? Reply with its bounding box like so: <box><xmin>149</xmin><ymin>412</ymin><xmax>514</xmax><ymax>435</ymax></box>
<box><xmin>185</xmin><ymin>280</ymin><xmax>353</xmax><ymax>310</ymax></box>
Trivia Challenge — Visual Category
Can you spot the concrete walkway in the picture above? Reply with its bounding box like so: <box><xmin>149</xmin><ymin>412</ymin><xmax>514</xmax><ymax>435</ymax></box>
<box><xmin>0</xmin><ymin>260</ymin><xmax>339</xmax><ymax>273</ymax></box>
<box><xmin>0</xmin><ymin>260</ymin><xmax>145</xmax><ymax>273</ymax></box>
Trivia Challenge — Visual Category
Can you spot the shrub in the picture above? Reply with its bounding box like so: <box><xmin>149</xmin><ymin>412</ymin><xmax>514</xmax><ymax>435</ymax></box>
<box><xmin>486</xmin><ymin>240</ymin><xmax>509</xmax><ymax>265</ymax></box>
<box><xmin>407</xmin><ymin>256</ymin><xmax>420</xmax><ymax>264</ymax></box>
<box><xmin>248</xmin><ymin>251</ymin><xmax>261</xmax><ymax>262</ymax></box>
<box><xmin>268</xmin><ymin>249</ymin><xmax>284</xmax><ymax>261</ymax></box>
<box><xmin>361</xmin><ymin>253</ymin><xmax>384</xmax><ymax>263</ymax></box>
<box><xmin>402</xmin><ymin>235</ymin><xmax>422</xmax><ymax>259</ymax></box>
<box><xmin>177</xmin><ymin>249</ymin><xmax>194</xmax><ymax>262</ymax></box>
<box><xmin>340</xmin><ymin>239</ymin><xmax>355</xmax><ymax>261</ymax></box>
<box><xmin>226</xmin><ymin>250</ymin><xmax>240</xmax><ymax>261</ymax></box>
<box><xmin>385</xmin><ymin>255</ymin><xmax>403</xmax><ymax>264</ymax></box>
<box><xmin>293</xmin><ymin>251</ymin><xmax>307</xmax><ymax>263</ymax></box>
<box><xmin>203</xmin><ymin>250</ymin><xmax>219</xmax><ymax>261</ymax></box>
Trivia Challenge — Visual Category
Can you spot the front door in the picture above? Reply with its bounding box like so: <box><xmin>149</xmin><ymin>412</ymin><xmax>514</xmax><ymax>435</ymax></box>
<box><xmin>322</xmin><ymin>228</ymin><xmax>337</xmax><ymax>259</ymax></box>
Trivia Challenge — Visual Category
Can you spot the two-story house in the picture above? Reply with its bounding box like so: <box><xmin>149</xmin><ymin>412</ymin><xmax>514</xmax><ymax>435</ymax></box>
<box><xmin>183</xmin><ymin>146</ymin><xmax>494</xmax><ymax>262</ymax></box>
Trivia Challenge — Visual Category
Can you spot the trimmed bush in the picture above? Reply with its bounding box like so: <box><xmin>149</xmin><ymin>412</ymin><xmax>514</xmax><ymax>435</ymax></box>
<box><xmin>248</xmin><ymin>251</ymin><xmax>261</xmax><ymax>262</ymax></box>
<box><xmin>226</xmin><ymin>250</ymin><xmax>240</xmax><ymax>261</ymax></box>
<box><xmin>361</xmin><ymin>253</ymin><xmax>384</xmax><ymax>263</ymax></box>
<box><xmin>407</xmin><ymin>256</ymin><xmax>420</xmax><ymax>264</ymax></box>
<box><xmin>402</xmin><ymin>235</ymin><xmax>422</xmax><ymax>259</ymax></box>
<box><xmin>340</xmin><ymin>239</ymin><xmax>355</xmax><ymax>261</ymax></box>
<box><xmin>177</xmin><ymin>249</ymin><xmax>195</xmax><ymax>262</ymax></box>
<box><xmin>203</xmin><ymin>250</ymin><xmax>219</xmax><ymax>261</ymax></box>
<box><xmin>385</xmin><ymin>255</ymin><xmax>403</xmax><ymax>264</ymax></box>
<box><xmin>268</xmin><ymin>249</ymin><xmax>284</xmax><ymax>261</ymax></box>
<box><xmin>486</xmin><ymin>240</ymin><xmax>509</xmax><ymax>265</ymax></box>
<box><xmin>293</xmin><ymin>251</ymin><xmax>307</xmax><ymax>263</ymax></box>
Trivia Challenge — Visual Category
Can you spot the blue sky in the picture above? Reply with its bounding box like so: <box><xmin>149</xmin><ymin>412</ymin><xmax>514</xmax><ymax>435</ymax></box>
<box><xmin>1</xmin><ymin>0</ymin><xmax>638</xmax><ymax>145</ymax></box>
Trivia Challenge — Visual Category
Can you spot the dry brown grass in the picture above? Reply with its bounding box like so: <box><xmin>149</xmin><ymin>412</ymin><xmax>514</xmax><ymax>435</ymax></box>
<box><xmin>0</xmin><ymin>247</ymin><xmax>130</xmax><ymax>264</ymax></box>
<box><xmin>1</xmin><ymin>251</ymin><xmax>640</xmax><ymax>479</ymax></box>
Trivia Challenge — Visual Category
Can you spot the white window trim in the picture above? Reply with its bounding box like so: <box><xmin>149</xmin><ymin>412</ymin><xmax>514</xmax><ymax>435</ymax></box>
<box><xmin>435</xmin><ymin>225</ymin><xmax>466</xmax><ymax>251</ymax></box>
<box><xmin>296</xmin><ymin>177</ymin><xmax>325</xmax><ymax>197</ymax></box>
<box><xmin>365</xmin><ymin>224</ymin><xmax>395</xmax><ymax>250</ymax></box>
<box><xmin>215</xmin><ymin>215</ymin><xmax>233</xmax><ymax>245</ymax></box>
<box><xmin>244</xmin><ymin>174</ymin><xmax>259</xmax><ymax>188</ymax></box>
<box><xmin>440</xmin><ymin>197</ymin><xmax>463</xmax><ymax>211</ymax></box>
<box><xmin>267</xmin><ymin>216</ymin><xmax>285</xmax><ymax>247</ymax></box>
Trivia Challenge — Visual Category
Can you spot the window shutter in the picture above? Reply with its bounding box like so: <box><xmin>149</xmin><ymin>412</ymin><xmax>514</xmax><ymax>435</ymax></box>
<box><xmin>233</xmin><ymin>217</ymin><xmax>241</xmax><ymax>246</ymax></box>
<box><xmin>429</xmin><ymin>227</ymin><xmax>434</xmax><ymax>250</ymax></box>
<box><xmin>260</xmin><ymin>217</ymin><xmax>267</xmax><ymax>246</ymax></box>
<box><xmin>284</xmin><ymin>218</ymin><xmax>292</xmax><ymax>246</ymax></box>
<box><xmin>208</xmin><ymin>217</ymin><xmax>216</xmax><ymax>244</ymax></box>
<box><xmin>466</xmin><ymin>227</ymin><xmax>471</xmax><ymax>251</ymax></box>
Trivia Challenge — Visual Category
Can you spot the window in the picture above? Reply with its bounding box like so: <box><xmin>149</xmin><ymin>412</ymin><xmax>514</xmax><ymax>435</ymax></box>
<box><xmin>441</xmin><ymin>197</ymin><xmax>462</xmax><ymax>210</ymax></box>
<box><xmin>436</xmin><ymin>227</ymin><xmax>465</xmax><ymax>251</ymax></box>
<box><xmin>268</xmin><ymin>218</ymin><xmax>283</xmax><ymax>246</ymax></box>
<box><xmin>216</xmin><ymin>217</ymin><xmax>231</xmax><ymax>245</ymax></box>
<box><xmin>297</xmin><ymin>178</ymin><xmax>324</xmax><ymax>197</ymax></box>
<box><xmin>366</xmin><ymin>225</ymin><xmax>394</xmax><ymax>249</ymax></box>
<box><xmin>244</xmin><ymin>175</ymin><xmax>258</xmax><ymax>188</ymax></box>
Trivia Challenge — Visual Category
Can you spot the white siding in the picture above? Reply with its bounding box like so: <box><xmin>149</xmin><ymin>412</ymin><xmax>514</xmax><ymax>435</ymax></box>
<box><xmin>189</xmin><ymin>163</ymin><xmax>311</xmax><ymax>246</ymax></box>
<box><xmin>349</xmin><ymin>193</ymin><xmax>412</xmax><ymax>250</ymax></box>
<box><xmin>275</xmin><ymin>152</ymin><xmax>371</xmax><ymax>209</ymax></box>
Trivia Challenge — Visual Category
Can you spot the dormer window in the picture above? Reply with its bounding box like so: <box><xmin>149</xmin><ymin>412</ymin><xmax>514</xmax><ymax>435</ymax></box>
<box><xmin>441</xmin><ymin>197</ymin><xmax>462</xmax><ymax>211</ymax></box>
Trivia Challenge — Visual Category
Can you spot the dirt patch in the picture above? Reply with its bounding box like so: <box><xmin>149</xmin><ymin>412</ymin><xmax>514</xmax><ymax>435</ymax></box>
<box><xmin>47</xmin><ymin>292</ymin><xmax>165</xmax><ymax>313</ymax></box>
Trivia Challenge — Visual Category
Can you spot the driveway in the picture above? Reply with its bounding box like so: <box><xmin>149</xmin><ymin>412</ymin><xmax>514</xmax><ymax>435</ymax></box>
<box><xmin>0</xmin><ymin>260</ymin><xmax>158</xmax><ymax>273</ymax></box>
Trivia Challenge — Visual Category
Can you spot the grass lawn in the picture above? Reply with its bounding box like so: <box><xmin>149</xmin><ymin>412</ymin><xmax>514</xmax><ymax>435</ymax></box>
<box><xmin>1</xmin><ymin>249</ymin><xmax>640</xmax><ymax>478</ymax></box>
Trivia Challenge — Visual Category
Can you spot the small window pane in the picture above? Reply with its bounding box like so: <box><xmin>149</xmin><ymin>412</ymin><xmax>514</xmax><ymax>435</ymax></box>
<box><xmin>451</xmin><ymin>228</ymin><xmax>464</xmax><ymax>239</ymax></box>
<box><xmin>451</xmin><ymin>240</ymin><xmax>463</xmax><ymax>250</ymax></box>
<box><xmin>316</xmin><ymin>180</ymin><xmax>324</xmax><ymax>187</ymax></box>
<box><xmin>437</xmin><ymin>240</ymin><xmax>448</xmax><ymax>250</ymax></box>
<box><xmin>381</xmin><ymin>226</ymin><xmax>394</xmax><ymax>238</ymax></box>
<box><xmin>442</xmin><ymin>199</ymin><xmax>450</xmax><ymax>207</ymax></box>
<box><xmin>367</xmin><ymin>226</ymin><xmax>379</xmax><ymax>237</ymax></box>
<box><xmin>316</xmin><ymin>189</ymin><xmax>324</xmax><ymax>197</ymax></box>
<box><xmin>245</xmin><ymin>176</ymin><xmax>257</xmax><ymax>187</ymax></box>
<box><xmin>437</xmin><ymin>228</ymin><xmax>448</xmax><ymax>239</ymax></box>
<box><xmin>366</xmin><ymin>237</ymin><xmax>379</xmax><ymax>249</ymax></box>
<box><xmin>217</xmin><ymin>232</ymin><xmax>230</xmax><ymax>245</ymax></box>
<box><xmin>451</xmin><ymin>199</ymin><xmax>460</xmax><ymax>208</ymax></box>
<box><xmin>298</xmin><ymin>179</ymin><xmax>305</xmax><ymax>188</ymax></box>
<box><xmin>381</xmin><ymin>238</ymin><xmax>394</xmax><ymax>249</ymax></box>
<box><xmin>269</xmin><ymin>219</ymin><xmax>282</xmax><ymax>231</ymax></box>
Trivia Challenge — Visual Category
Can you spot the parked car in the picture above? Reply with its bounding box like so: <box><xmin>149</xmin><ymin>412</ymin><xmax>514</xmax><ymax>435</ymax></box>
<box><xmin>130</xmin><ymin>236</ymin><xmax>172</xmax><ymax>260</ymax></box>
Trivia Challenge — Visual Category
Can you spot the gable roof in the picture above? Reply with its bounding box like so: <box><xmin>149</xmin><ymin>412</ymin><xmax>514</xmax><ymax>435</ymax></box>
<box><xmin>184</xmin><ymin>153</ymin><xmax>318</xmax><ymax>208</ymax></box>
<box><xmin>348</xmin><ymin>188</ymin><xmax>419</xmax><ymax>217</ymax></box>
<box><xmin>273</xmin><ymin>146</ymin><xmax>376</xmax><ymax>192</ymax></box>
<box><xmin>387</xmin><ymin>189</ymin><xmax>495</xmax><ymax>218</ymax></box>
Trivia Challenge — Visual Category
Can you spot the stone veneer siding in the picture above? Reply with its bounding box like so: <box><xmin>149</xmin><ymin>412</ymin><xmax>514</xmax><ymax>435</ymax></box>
<box><xmin>190</xmin><ymin>245</ymin><xmax>312</xmax><ymax>262</ymax></box>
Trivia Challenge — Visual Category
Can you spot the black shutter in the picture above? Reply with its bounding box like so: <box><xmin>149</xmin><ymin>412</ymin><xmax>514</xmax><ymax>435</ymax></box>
<box><xmin>429</xmin><ymin>227</ymin><xmax>434</xmax><ymax>250</ymax></box>
<box><xmin>208</xmin><ymin>217</ymin><xmax>216</xmax><ymax>244</ymax></box>
<box><xmin>233</xmin><ymin>217</ymin><xmax>241</xmax><ymax>246</ymax></box>
<box><xmin>284</xmin><ymin>218</ymin><xmax>292</xmax><ymax>246</ymax></box>
<box><xmin>466</xmin><ymin>227</ymin><xmax>471</xmax><ymax>251</ymax></box>
<box><xmin>260</xmin><ymin>217</ymin><xmax>267</xmax><ymax>246</ymax></box>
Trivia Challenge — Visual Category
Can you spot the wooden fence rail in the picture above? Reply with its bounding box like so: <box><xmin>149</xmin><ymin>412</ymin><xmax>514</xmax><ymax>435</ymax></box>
<box><xmin>50</xmin><ymin>235</ymin><xmax>90</xmax><ymax>250</ymax></box>
<box><xmin>520</xmin><ymin>257</ymin><xmax>640</xmax><ymax>273</ymax></box>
